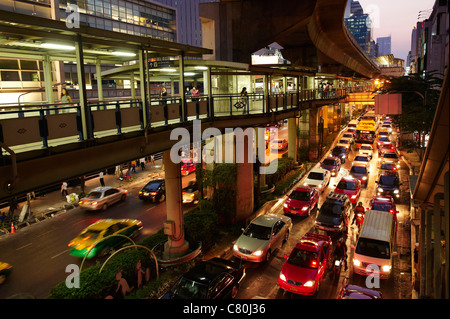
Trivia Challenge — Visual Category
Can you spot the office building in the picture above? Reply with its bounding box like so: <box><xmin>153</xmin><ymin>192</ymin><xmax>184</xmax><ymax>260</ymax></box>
<box><xmin>377</xmin><ymin>36</ymin><xmax>391</xmax><ymax>57</ymax></box>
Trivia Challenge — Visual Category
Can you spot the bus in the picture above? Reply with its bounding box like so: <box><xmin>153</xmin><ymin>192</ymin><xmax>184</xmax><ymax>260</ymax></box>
<box><xmin>355</xmin><ymin>119</ymin><xmax>377</xmax><ymax>149</ymax></box>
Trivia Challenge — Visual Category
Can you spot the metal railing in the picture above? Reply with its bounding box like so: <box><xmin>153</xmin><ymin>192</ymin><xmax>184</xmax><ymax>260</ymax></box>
<box><xmin>0</xmin><ymin>89</ymin><xmax>353</xmax><ymax>156</ymax></box>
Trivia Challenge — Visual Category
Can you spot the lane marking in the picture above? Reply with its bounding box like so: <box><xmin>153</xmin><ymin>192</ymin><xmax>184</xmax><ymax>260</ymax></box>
<box><xmin>16</xmin><ymin>243</ymin><xmax>32</xmax><ymax>250</ymax></box>
<box><xmin>51</xmin><ymin>249</ymin><xmax>70</xmax><ymax>259</ymax></box>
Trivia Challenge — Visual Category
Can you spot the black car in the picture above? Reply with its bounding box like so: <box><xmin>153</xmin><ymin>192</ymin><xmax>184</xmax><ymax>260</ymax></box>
<box><xmin>139</xmin><ymin>179</ymin><xmax>165</xmax><ymax>202</ymax></box>
<box><xmin>331</xmin><ymin>146</ymin><xmax>349</xmax><ymax>163</ymax></box>
<box><xmin>376</xmin><ymin>171</ymin><xmax>402</xmax><ymax>201</ymax></box>
<box><xmin>162</xmin><ymin>258</ymin><xmax>246</xmax><ymax>299</ymax></box>
<box><xmin>315</xmin><ymin>192</ymin><xmax>351</xmax><ymax>234</ymax></box>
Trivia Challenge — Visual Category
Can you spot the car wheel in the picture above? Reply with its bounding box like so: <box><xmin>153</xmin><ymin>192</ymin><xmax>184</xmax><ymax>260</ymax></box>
<box><xmin>265</xmin><ymin>250</ymin><xmax>272</xmax><ymax>262</ymax></box>
<box><xmin>102</xmin><ymin>203</ymin><xmax>108</xmax><ymax>211</ymax></box>
<box><xmin>121</xmin><ymin>194</ymin><xmax>126</xmax><ymax>201</ymax></box>
<box><xmin>231</xmin><ymin>285</ymin><xmax>239</xmax><ymax>299</ymax></box>
<box><xmin>159</xmin><ymin>194</ymin><xmax>165</xmax><ymax>202</ymax></box>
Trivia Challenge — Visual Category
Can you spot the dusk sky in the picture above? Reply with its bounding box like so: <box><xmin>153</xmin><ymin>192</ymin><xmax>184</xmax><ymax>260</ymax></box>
<box><xmin>356</xmin><ymin>0</ymin><xmax>436</xmax><ymax>62</ymax></box>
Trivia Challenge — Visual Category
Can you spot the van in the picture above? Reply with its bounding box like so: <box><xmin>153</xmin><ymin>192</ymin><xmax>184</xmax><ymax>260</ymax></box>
<box><xmin>351</xmin><ymin>210</ymin><xmax>397</xmax><ymax>279</ymax></box>
<box><xmin>348</xmin><ymin>120</ymin><xmax>359</xmax><ymax>129</ymax></box>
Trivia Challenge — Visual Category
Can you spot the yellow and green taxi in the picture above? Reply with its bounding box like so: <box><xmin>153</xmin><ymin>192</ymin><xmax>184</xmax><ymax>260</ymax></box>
<box><xmin>68</xmin><ymin>219</ymin><xmax>143</xmax><ymax>259</ymax></box>
<box><xmin>0</xmin><ymin>261</ymin><xmax>12</xmax><ymax>285</ymax></box>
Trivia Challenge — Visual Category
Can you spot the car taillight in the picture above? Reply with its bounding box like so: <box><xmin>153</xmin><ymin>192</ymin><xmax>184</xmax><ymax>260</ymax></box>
<box><xmin>182</xmin><ymin>192</ymin><xmax>186</xmax><ymax>195</ymax></box>
<box><xmin>389</xmin><ymin>209</ymin><xmax>394</xmax><ymax>214</ymax></box>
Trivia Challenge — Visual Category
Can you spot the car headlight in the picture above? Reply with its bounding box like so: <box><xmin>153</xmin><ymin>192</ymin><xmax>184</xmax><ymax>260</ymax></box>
<box><xmin>233</xmin><ymin>244</ymin><xmax>238</xmax><ymax>251</ymax></box>
<box><xmin>302</xmin><ymin>206</ymin><xmax>309</xmax><ymax>211</ymax></box>
<box><xmin>304</xmin><ymin>182</ymin><xmax>308</xmax><ymax>186</ymax></box>
<box><xmin>362</xmin><ymin>176</ymin><xmax>367</xmax><ymax>180</ymax></box>
<box><xmin>283</xmin><ymin>203</ymin><xmax>288</xmax><ymax>208</ymax></box>
<box><xmin>279</xmin><ymin>273</ymin><xmax>287</xmax><ymax>282</ymax></box>
<box><xmin>378</xmin><ymin>188</ymin><xmax>384</xmax><ymax>193</ymax></box>
<box><xmin>342</xmin><ymin>155</ymin><xmax>346</xmax><ymax>159</ymax></box>
<box><xmin>252</xmin><ymin>250</ymin><xmax>263</xmax><ymax>256</ymax></box>
<box><xmin>382</xmin><ymin>265</ymin><xmax>391</xmax><ymax>272</ymax></box>
<box><xmin>304</xmin><ymin>280</ymin><xmax>315</xmax><ymax>287</ymax></box>
<box><xmin>353</xmin><ymin>259</ymin><xmax>361</xmax><ymax>267</ymax></box>
<box><xmin>393</xmin><ymin>189</ymin><xmax>399</xmax><ymax>194</ymax></box>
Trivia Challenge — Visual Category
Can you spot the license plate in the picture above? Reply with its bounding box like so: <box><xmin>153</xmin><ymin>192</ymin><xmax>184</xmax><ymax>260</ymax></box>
<box><xmin>144</xmin><ymin>192</ymin><xmax>149</xmax><ymax>196</ymax></box>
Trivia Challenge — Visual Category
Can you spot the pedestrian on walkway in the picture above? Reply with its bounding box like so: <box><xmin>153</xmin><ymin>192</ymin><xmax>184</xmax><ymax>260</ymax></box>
<box><xmin>131</xmin><ymin>160</ymin><xmax>137</xmax><ymax>173</ymax></box>
<box><xmin>99</xmin><ymin>171</ymin><xmax>105</xmax><ymax>187</ymax></box>
<box><xmin>140</xmin><ymin>157</ymin><xmax>146</xmax><ymax>171</ymax></box>
<box><xmin>61</xmin><ymin>181</ymin><xmax>68</xmax><ymax>198</ymax></box>
<box><xmin>60</xmin><ymin>88</ymin><xmax>72</xmax><ymax>114</ymax></box>
<box><xmin>150</xmin><ymin>155</ymin><xmax>155</xmax><ymax>168</ymax></box>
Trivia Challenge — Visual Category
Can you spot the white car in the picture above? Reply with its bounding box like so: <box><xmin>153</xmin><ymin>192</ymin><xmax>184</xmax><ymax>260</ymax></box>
<box><xmin>359</xmin><ymin>143</ymin><xmax>373</xmax><ymax>160</ymax></box>
<box><xmin>233</xmin><ymin>214</ymin><xmax>292</xmax><ymax>263</ymax></box>
<box><xmin>303</xmin><ymin>167</ymin><xmax>331</xmax><ymax>193</ymax></box>
<box><xmin>336</xmin><ymin>138</ymin><xmax>352</xmax><ymax>150</ymax></box>
<box><xmin>341</xmin><ymin>133</ymin><xmax>355</xmax><ymax>144</ymax></box>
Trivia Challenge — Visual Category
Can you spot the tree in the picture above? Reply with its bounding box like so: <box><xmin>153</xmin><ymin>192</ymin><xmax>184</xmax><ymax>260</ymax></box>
<box><xmin>377</xmin><ymin>71</ymin><xmax>443</xmax><ymax>160</ymax></box>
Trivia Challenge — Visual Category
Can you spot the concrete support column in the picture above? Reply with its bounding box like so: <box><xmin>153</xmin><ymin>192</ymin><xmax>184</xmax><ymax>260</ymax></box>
<box><xmin>178</xmin><ymin>54</ymin><xmax>186</xmax><ymax>121</ymax></box>
<box><xmin>74</xmin><ymin>35</ymin><xmax>90</xmax><ymax>140</ymax></box>
<box><xmin>419</xmin><ymin>208</ymin><xmax>426</xmax><ymax>297</ymax></box>
<box><xmin>235</xmin><ymin>133</ymin><xmax>254</xmax><ymax>222</ymax></box>
<box><xmin>299</xmin><ymin>108</ymin><xmax>309</xmax><ymax>148</ymax></box>
<box><xmin>309</xmin><ymin>107</ymin><xmax>319</xmax><ymax>161</ymax></box>
<box><xmin>322</xmin><ymin>105</ymin><xmax>328</xmax><ymax>130</ymax></box>
<box><xmin>288</xmin><ymin>117</ymin><xmax>297</xmax><ymax>162</ymax></box>
<box><xmin>95</xmin><ymin>58</ymin><xmax>103</xmax><ymax>102</ymax></box>
<box><xmin>163</xmin><ymin>150</ymin><xmax>189</xmax><ymax>258</ymax></box>
<box><xmin>425</xmin><ymin>209</ymin><xmax>433</xmax><ymax>296</ymax></box>
<box><xmin>42</xmin><ymin>54</ymin><xmax>54</xmax><ymax>105</ymax></box>
<box><xmin>138</xmin><ymin>49</ymin><xmax>148</xmax><ymax>126</ymax></box>
<box><xmin>130</xmin><ymin>72</ymin><xmax>136</xmax><ymax>100</ymax></box>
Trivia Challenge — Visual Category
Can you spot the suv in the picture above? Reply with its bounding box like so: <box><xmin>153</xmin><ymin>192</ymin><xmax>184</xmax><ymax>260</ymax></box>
<box><xmin>315</xmin><ymin>192</ymin><xmax>351</xmax><ymax>234</ymax></box>
<box><xmin>278</xmin><ymin>232</ymin><xmax>333</xmax><ymax>296</ymax></box>
<box><xmin>376</xmin><ymin>171</ymin><xmax>402</xmax><ymax>200</ymax></box>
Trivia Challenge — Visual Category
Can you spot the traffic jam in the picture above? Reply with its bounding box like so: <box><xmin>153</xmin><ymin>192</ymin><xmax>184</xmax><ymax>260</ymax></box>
<box><xmin>229</xmin><ymin>110</ymin><xmax>402</xmax><ymax>299</ymax></box>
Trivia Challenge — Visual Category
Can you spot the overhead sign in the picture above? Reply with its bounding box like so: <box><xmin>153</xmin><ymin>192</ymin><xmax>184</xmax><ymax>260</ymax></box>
<box><xmin>148</xmin><ymin>60</ymin><xmax>173</xmax><ymax>69</ymax></box>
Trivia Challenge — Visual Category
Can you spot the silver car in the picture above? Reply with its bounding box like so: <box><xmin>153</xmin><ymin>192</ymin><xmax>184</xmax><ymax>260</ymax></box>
<box><xmin>233</xmin><ymin>214</ymin><xmax>292</xmax><ymax>263</ymax></box>
<box><xmin>78</xmin><ymin>186</ymin><xmax>128</xmax><ymax>211</ymax></box>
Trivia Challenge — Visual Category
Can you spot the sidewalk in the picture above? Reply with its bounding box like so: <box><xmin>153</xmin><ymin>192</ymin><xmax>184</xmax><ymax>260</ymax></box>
<box><xmin>0</xmin><ymin>160</ymin><xmax>164</xmax><ymax>234</ymax></box>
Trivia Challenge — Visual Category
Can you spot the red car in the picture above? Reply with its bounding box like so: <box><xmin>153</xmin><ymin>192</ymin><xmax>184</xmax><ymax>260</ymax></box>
<box><xmin>368</xmin><ymin>195</ymin><xmax>399</xmax><ymax>232</ymax></box>
<box><xmin>378</xmin><ymin>143</ymin><xmax>395</xmax><ymax>156</ymax></box>
<box><xmin>283</xmin><ymin>187</ymin><xmax>319</xmax><ymax>217</ymax></box>
<box><xmin>333</xmin><ymin>176</ymin><xmax>361</xmax><ymax>204</ymax></box>
<box><xmin>181</xmin><ymin>161</ymin><xmax>196</xmax><ymax>176</ymax></box>
<box><xmin>278</xmin><ymin>232</ymin><xmax>333</xmax><ymax>295</ymax></box>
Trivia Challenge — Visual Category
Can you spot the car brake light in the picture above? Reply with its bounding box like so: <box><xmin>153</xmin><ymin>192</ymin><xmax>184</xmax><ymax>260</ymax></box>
<box><xmin>389</xmin><ymin>209</ymin><xmax>394</xmax><ymax>214</ymax></box>
<box><xmin>311</xmin><ymin>260</ymin><xmax>317</xmax><ymax>268</ymax></box>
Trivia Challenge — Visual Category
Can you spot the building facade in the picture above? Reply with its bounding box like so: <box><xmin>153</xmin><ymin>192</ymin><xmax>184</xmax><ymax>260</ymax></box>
<box><xmin>377</xmin><ymin>36</ymin><xmax>392</xmax><ymax>57</ymax></box>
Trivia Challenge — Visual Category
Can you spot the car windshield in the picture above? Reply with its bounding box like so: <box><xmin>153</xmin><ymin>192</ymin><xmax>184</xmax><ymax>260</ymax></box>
<box><xmin>183</xmin><ymin>187</ymin><xmax>197</xmax><ymax>193</ymax></box>
<box><xmin>379</xmin><ymin>175</ymin><xmax>399</xmax><ymax>186</ymax></box>
<box><xmin>287</xmin><ymin>248</ymin><xmax>319</xmax><ymax>269</ymax></box>
<box><xmin>343</xmin><ymin>134</ymin><xmax>353</xmax><ymax>139</ymax></box>
<box><xmin>338</xmin><ymin>139</ymin><xmax>349</xmax><ymax>144</ymax></box>
<box><xmin>356</xmin><ymin>238</ymin><xmax>390</xmax><ymax>259</ymax></box>
<box><xmin>171</xmin><ymin>277</ymin><xmax>208</xmax><ymax>299</ymax></box>
<box><xmin>320</xmin><ymin>202</ymin><xmax>344</xmax><ymax>216</ymax></box>
<box><xmin>372</xmin><ymin>202</ymin><xmax>393</xmax><ymax>211</ymax></box>
<box><xmin>243</xmin><ymin>224</ymin><xmax>272</xmax><ymax>240</ymax></box>
<box><xmin>354</xmin><ymin>156</ymin><xmax>368</xmax><ymax>162</ymax></box>
<box><xmin>143</xmin><ymin>182</ymin><xmax>161</xmax><ymax>191</ymax></box>
<box><xmin>322</xmin><ymin>159</ymin><xmax>336</xmax><ymax>166</ymax></box>
<box><xmin>308</xmin><ymin>172</ymin><xmax>324</xmax><ymax>180</ymax></box>
<box><xmin>360</xmin><ymin>145</ymin><xmax>371</xmax><ymax>150</ymax></box>
<box><xmin>87</xmin><ymin>192</ymin><xmax>102</xmax><ymax>199</ymax></box>
<box><xmin>337</xmin><ymin>180</ymin><xmax>357</xmax><ymax>190</ymax></box>
<box><xmin>383</xmin><ymin>153</ymin><xmax>398</xmax><ymax>159</ymax></box>
<box><xmin>333</xmin><ymin>147</ymin><xmax>346</xmax><ymax>154</ymax></box>
<box><xmin>351</xmin><ymin>166</ymin><xmax>367</xmax><ymax>174</ymax></box>
<box><xmin>78</xmin><ymin>229</ymin><xmax>101</xmax><ymax>240</ymax></box>
<box><xmin>290</xmin><ymin>190</ymin><xmax>310</xmax><ymax>201</ymax></box>
<box><xmin>379</xmin><ymin>137</ymin><xmax>390</xmax><ymax>142</ymax></box>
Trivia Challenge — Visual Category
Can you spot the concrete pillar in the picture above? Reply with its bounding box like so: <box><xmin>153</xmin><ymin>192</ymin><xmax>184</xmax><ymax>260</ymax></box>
<box><xmin>163</xmin><ymin>150</ymin><xmax>189</xmax><ymax>258</ymax></box>
<box><xmin>74</xmin><ymin>35</ymin><xmax>90</xmax><ymax>140</ymax></box>
<box><xmin>138</xmin><ymin>49</ymin><xmax>148</xmax><ymax>126</ymax></box>
<box><xmin>130</xmin><ymin>72</ymin><xmax>136</xmax><ymax>100</ymax></box>
<box><xmin>434</xmin><ymin>193</ymin><xmax>444</xmax><ymax>298</ymax></box>
<box><xmin>288</xmin><ymin>117</ymin><xmax>297</xmax><ymax>162</ymax></box>
<box><xmin>322</xmin><ymin>105</ymin><xmax>328</xmax><ymax>130</ymax></box>
<box><xmin>95</xmin><ymin>58</ymin><xmax>103</xmax><ymax>102</ymax></box>
<box><xmin>179</xmin><ymin>54</ymin><xmax>186</xmax><ymax>121</ymax></box>
<box><xmin>420</xmin><ymin>208</ymin><xmax>426</xmax><ymax>297</ymax></box>
<box><xmin>299</xmin><ymin>108</ymin><xmax>309</xmax><ymax>147</ymax></box>
<box><xmin>42</xmin><ymin>54</ymin><xmax>54</xmax><ymax>104</ymax></box>
<box><xmin>235</xmin><ymin>132</ymin><xmax>254</xmax><ymax>222</ymax></box>
<box><xmin>309</xmin><ymin>107</ymin><xmax>319</xmax><ymax>161</ymax></box>
<box><xmin>425</xmin><ymin>209</ymin><xmax>433</xmax><ymax>296</ymax></box>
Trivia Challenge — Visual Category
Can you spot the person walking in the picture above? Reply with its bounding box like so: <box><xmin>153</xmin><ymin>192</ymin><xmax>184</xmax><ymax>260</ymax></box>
<box><xmin>191</xmin><ymin>86</ymin><xmax>199</xmax><ymax>101</ymax></box>
<box><xmin>240</xmin><ymin>87</ymin><xmax>248</xmax><ymax>114</ymax></box>
<box><xmin>61</xmin><ymin>181</ymin><xmax>68</xmax><ymax>198</ymax></box>
<box><xmin>131</xmin><ymin>160</ymin><xmax>137</xmax><ymax>173</ymax></box>
<box><xmin>60</xmin><ymin>88</ymin><xmax>72</xmax><ymax>113</ymax></box>
<box><xmin>99</xmin><ymin>171</ymin><xmax>105</xmax><ymax>187</ymax></box>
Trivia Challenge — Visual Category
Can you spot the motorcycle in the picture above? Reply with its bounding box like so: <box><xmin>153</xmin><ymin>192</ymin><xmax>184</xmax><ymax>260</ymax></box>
<box><xmin>333</xmin><ymin>256</ymin><xmax>343</xmax><ymax>281</ymax></box>
<box><xmin>355</xmin><ymin>211</ymin><xmax>364</xmax><ymax>231</ymax></box>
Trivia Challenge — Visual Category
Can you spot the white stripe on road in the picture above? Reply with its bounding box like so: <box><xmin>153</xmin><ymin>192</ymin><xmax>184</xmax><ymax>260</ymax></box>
<box><xmin>51</xmin><ymin>249</ymin><xmax>70</xmax><ymax>259</ymax></box>
<box><xmin>16</xmin><ymin>243</ymin><xmax>32</xmax><ymax>250</ymax></box>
